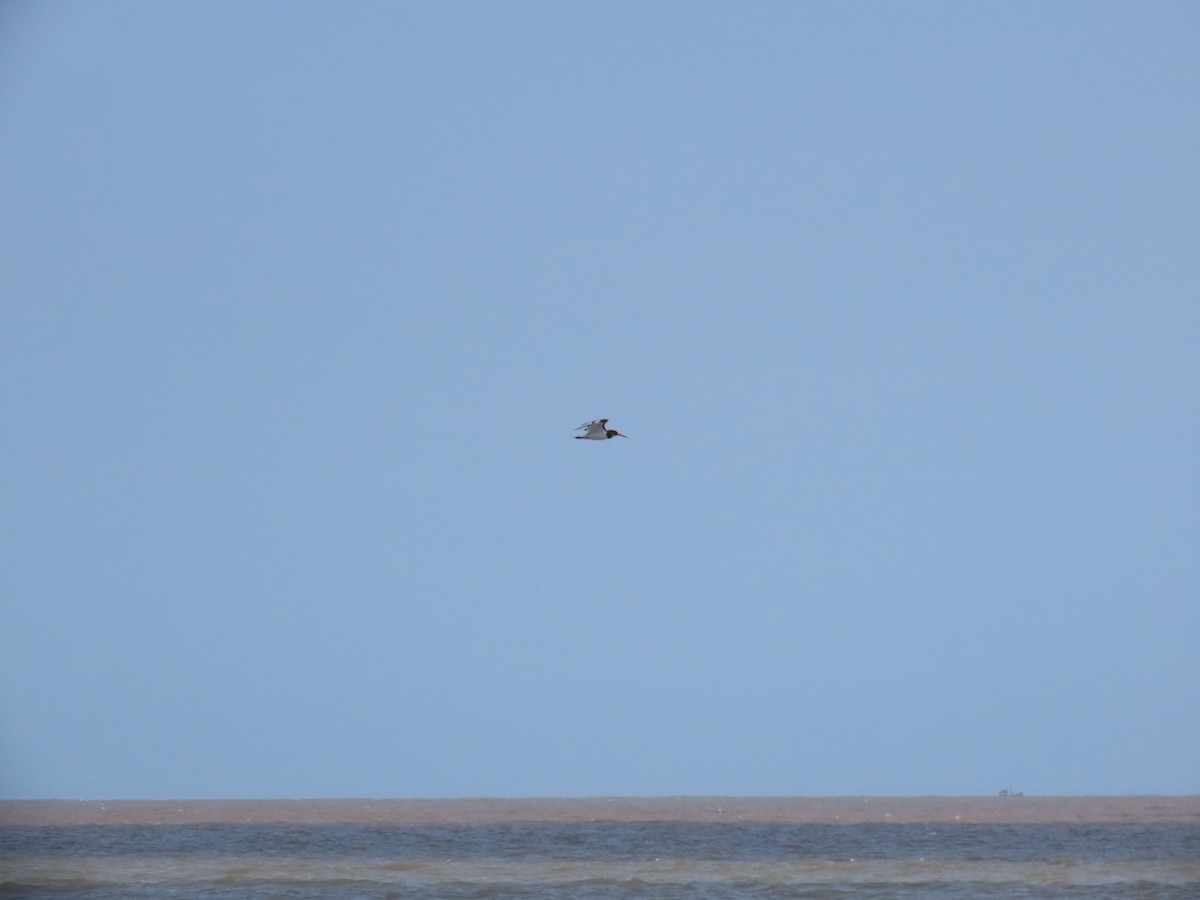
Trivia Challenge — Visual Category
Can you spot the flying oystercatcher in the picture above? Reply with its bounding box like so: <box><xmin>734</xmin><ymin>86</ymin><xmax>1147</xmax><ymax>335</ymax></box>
<box><xmin>574</xmin><ymin>419</ymin><xmax>628</xmax><ymax>440</ymax></box>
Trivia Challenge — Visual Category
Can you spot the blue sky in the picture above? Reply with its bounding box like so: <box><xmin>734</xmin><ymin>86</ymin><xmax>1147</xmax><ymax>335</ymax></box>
<box><xmin>1</xmin><ymin>1</ymin><xmax>1197</xmax><ymax>799</ymax></box>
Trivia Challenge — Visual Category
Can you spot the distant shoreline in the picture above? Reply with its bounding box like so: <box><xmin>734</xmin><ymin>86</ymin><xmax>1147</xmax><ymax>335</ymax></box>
<box><xmin>3</xmin><ymin>796</ymin><xmax>1198</xmax><ymax>827</ymax></box>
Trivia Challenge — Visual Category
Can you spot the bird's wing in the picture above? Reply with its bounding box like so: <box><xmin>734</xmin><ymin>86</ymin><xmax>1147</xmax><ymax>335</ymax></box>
<box><xmin>575</xmin><ymin>419</ymin><xmax>608</xmax><ymax>434</ymax></box>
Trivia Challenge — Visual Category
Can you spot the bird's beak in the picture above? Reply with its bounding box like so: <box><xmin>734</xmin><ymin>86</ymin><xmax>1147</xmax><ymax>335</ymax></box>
<box><xmin>615</xmin><ymin>432</ymin><xmax>628</xmax><ymax>438</ymax></box>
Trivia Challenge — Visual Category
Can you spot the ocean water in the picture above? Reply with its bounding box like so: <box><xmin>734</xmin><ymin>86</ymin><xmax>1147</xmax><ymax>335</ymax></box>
<box><xmin>2</xmin><ymin>797</ymin><xmax>1198</xmax><ymax>898</ymax></box>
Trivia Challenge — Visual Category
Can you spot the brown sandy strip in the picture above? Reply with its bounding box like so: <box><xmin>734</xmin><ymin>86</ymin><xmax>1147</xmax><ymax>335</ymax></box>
<box><xmin>2</xmin><ymin>796</ymin><xmax>1198</xmax><ymax>827</ymax></box>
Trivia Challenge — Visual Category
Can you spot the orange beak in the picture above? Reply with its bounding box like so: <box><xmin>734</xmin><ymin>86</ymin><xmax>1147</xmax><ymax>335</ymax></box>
<box><xmin>615</xmin><ymin>432</ymin><xmax>628</xmax><ymax>438</ymax></box>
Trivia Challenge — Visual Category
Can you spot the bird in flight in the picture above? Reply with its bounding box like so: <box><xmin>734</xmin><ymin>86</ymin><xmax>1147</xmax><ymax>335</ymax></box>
<box><xmin>574</xmin><ymin>418</ymin><xmax>628</xmax><ymax>440</ymax></box>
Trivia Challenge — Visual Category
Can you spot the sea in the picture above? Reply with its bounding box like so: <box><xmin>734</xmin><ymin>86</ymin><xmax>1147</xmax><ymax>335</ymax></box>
<box><xmin>1</xmin><ymin>796</ymin><xmax>1197</xmax><ymax>898</ymax></box>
